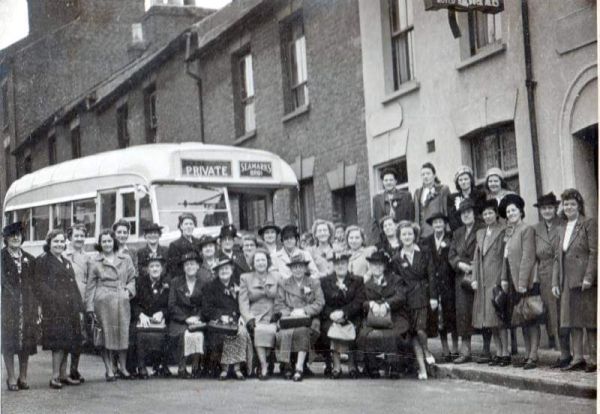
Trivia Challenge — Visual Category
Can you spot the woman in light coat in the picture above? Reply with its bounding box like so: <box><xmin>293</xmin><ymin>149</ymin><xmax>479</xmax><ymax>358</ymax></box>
<box><xmin>85</xmin><ymin>230</ymin><xmax>136</xmax><ymax>381</ymax></box>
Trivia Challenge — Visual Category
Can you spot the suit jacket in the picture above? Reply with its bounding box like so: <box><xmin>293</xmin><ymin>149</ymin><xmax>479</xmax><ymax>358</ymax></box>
<box><xmin>202</xmin><ymin>277</ymin><xmax>241</xmax><ymax>322</ymax></box>
<box><xmin>132</xmin><ymin>274</ymin><xmax>170</xmax><ymax>322</ymax></box>
<box><xmin>392</xmin><ymin>248</ymin><xmax>435</xmax><ymax>309</ymax></box>
<box><xmin>501</xmin><ymin>222</ymin><xmax>536</xmax><ymax>291</ymax></box>
<box><xmin>137</xmin><ymin>244</ymin><xmax>169</xmax><ymax>281</ymax></box>
<box><xmin>447</xmin><ymin>189</ymin><xmax>487</xmax><ymax>232</ymax></box>
<box><xmin>363</xmin><ymin>271</ymin><xmax>409</xmax><ymax>334</ymax></box>
<box><xmin>168</xmin><ymin>275</ymin><xmax>204</xmax><ymax>337</ymax></box>
<box><xmin>238</xmin><ymin>271</ymin><xmax>279</xmax><ymax>323</ymax></box>
<box><xmin>421</xmin><ymin>232</ymin><xmax>454</xmax><ymax>300</ymax></box>
<box><xmin>414</xmin><ymin>183</ymin><xmax>450</xmax><ymax>239</ymax></box>
<box><xmin>371</xmin><ymin>189</ymin><xmax>414</xmax><ymax>243</ymax></box>
<box><xmin>534</xmin><ymin>219</ymin><xmax>563</xmax><ymax>285</ymax></box>
<box><xmin>552</xmin><ymin>217</ymin><xmax>597</xmax><ymax>289</ymax></box>
<box><xmin>320</xmin><ymin>273</ymin><xmax>365</xmax><ymax>326</ymax></box>
<box><xmin>274</xmin><ymin>275</ymin><xmax>325</xmax><ymax>318</ymax></box>
<box><xmin>448</xmin><ymin>223</ymin><xmax>481</xmax><ymax>277</ymax></box>
<box><xmin>166</xmin><ymin>236</ymin><xmax>201</xmax><ymax>280</ymax></box>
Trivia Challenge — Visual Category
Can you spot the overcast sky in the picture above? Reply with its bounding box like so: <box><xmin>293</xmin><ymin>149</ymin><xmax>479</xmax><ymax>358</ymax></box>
<box><xmin>0</xmin><ymin>0</ymin><xmax>231</xmax><ymax>51</ymax></box>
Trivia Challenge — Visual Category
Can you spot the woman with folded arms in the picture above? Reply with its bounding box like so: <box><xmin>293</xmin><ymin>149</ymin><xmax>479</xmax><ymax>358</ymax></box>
<box><xmin>320</xmin><ymin>251</ymin><xmax>365</xmax><ymax>379</ymax></box>
<box><xmin>203</xmin><ymin>258</ymin><xmax>252</xmax><ymax>381</ymax></box>
<box><xmin>1</xmin><ymin>222</ymin><xmax>38</xmax><ymax>392</ymax></box>
<box><xmin>85</xmin><ymin>230</ymin><xmax>136</xmax><ymax>381</ymax></box>
<box><xmin>238</xmin><ymin>248</ymin><xmax>279</xmax><ymax>380</ymax></box>
<box><xmin>309</xmin><ymin>219</ymin><xmax>335</xmax><ymax>278</ymax></box>
<box><xmin>552</xmin><ymin>189</ymin><xmax>597</xmax><ymax>372</ymax></box>
<box><xmin>273</xmin><ymin>254</ymin><xmax>325</xmax><ymax>382</ymax></box>
<box><xmin>36</xmin><ymin>229</ymin><xmax>85</xmax><ymax>389</ymax></box>
<box><xmin>168</xmin><ymin>251</ymin><xmax>205</xmax><ymax>378</ymax></box>
<box><xmin>133</xmin><ymin>256</ymin><xmax>170</xmax><ymax>379</ymax></box>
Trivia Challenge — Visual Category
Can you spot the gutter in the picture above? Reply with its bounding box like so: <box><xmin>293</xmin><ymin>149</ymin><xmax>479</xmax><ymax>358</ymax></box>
<box><xmin>185</xmin><ymin>31</ymin><xmax>204</xmax><ymax>143</ymax></box>
<box><xmin>520</xmin><ymin>0</ymin><xmax>543</xmax><ymax>199</ymax></box>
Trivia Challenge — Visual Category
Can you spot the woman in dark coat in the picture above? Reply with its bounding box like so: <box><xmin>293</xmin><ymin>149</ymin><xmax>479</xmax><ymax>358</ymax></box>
<box><xmin>413</xmin><ymin>162</ymin><xmax>450</xmax><ymax>240</ymax></box>
<box><xmin>448</xmin><ymin>199</ymin><xmax>483</xmax><ymax>364</ymax></box>
<box><xmin>320</xmin><ymin>252</ymin><xmax>365</xmax><ymax>379</ymax></box>
<box><xmin>357</xmin><ymin>250</ymin><xmax>410</xmax><ymax>379</ymax></box>
<box><xmin>421</xmin><ymin>213</ymin><xmax>457</xmax><ymax>362</ymax></box>
<box><xmin>133</xmin><ymin>256</ymin><xmax>170</xmax><ymax>379</ymax></box>
<box><xmin>1</xmin><ymin>222</ymin><xmax>38</xmax><ymax>391</ymax></box>
<box><xmin>35</xmin><ymin>229</ymin><xmax>85</xmax><ymax>389</ymax></box>
<box><xmin>202</xmin><ymin>258</ymin><xmax>252</xmax><ymax>381</ymax></box>
<box><xmin>552</xmin><ymin>189</ymin><xmax>597</xmax><ymax>372</ymax></box>
<box><xmin>447</xmin><ymin>166</ymin><xmax>487</xmax><ymax>232</ymax></box>
<box><xmin>167</xmin><ymin>213</ymin><xmax>202</xmax><ymax>280</ymax></box>
<box><xmin>168</xmin><ymin>251</ymin><xmax>205</xmax><ymax>378</ymax></box>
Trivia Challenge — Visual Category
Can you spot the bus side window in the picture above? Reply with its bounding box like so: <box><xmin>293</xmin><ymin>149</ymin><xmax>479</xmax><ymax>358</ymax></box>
<box><xmin>32</xmin><ymin>206</ymin><xmax>50</xmax><ymax>241</ymax></box>
<box><xmin>121</xmin><ymin>192</ymin><xmax>137</xmax><ymax>235</ymax></box>
<box><xmin>52</xmin><ymin>202</ymin><xmax>72</xmax><ymax>233</ymax></box>
<box><xmin>73</xmin><ymin>199</ymin><xmax>97</xmax><ymax>238</ymax></box>
<box><xmin>15</xmin><ymin>209</ymin><xmax>32</xmax><ymax>242</ymax></box>
<box><xmin>139</xmin><ymin>192</ymin><xmax>153</xmax><ymax>233</ymax></box>
<box><xmin>100</xmin><ymin>192</ymin><xmax>117</xmax><ymax>233</ymax></box>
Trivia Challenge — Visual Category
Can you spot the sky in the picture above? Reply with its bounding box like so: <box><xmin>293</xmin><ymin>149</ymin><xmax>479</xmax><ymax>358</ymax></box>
<box><xmin>0</xmin><ymin>0</ymin><xmax>231</xmax><ymax>51</ymax></box>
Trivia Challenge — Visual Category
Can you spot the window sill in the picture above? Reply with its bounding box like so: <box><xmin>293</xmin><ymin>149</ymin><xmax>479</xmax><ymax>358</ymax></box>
<box><xmin>282</xmin><ymin>104</ymin><xmax>310</xmax><ymax>123</ymax></box>
<box><xmin>381</xmin><ymin>81</ymin><xmax>420</xmax><ymax>105</ymax></box>
<box><xmin>233</xmin><ymin>129</ymin><xmax>257</xmax><ymax>146</ymax></box>
<box><xmin>456</xmin><ymin>43</ymin><xmax>506</xmax><ymax>71</ymax></box>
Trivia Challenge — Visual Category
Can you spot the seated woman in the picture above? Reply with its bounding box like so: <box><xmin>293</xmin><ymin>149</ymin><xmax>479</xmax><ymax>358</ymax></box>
<box><xmin>168</xmin><ymin>251</ymin><xmax>205</xmax><ymax>378</ymax></box>
<box><xmin>274</xmin><ymin>254</ymin><xmax>325</xmax><ymax>382</ymax></box>
<box><xmin>357</xmin><ymin>250</ymin><xmax>410</xmax><ymax>379</ymax></box>
<box><xmin>133</xmin><ymin>256</ymin><xmax>170</xmax><ymax>379</ymax></box>
<box><xmin>202</xmin><ymin>258</ymin><xmax>252</xmax><ymax>381</ymax></box>
<box><xmin>238</xmin><ymin>248</ymin><xmax>279</xmax><ymax>380</ymax></box>
<box><xmin>320</xmin><ymin>251</ymin><xmax>365</xmax><ymax>379</ymax></box>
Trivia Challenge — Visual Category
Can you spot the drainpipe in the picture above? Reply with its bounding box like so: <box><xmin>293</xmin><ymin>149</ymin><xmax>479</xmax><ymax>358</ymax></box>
<box><xmin>184</xmin><ymin>31</ymin><xmax>205</xmax><ymax>143</ymax></box>
<box><xmin>520</xmin><ymin>0</ymin><xmax>542</xmax><ymax>199</ymax></box>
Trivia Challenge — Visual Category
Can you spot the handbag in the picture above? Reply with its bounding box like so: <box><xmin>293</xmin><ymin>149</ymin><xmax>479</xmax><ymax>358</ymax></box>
<box><xmin>327</xmin><ymin>322</ymin><xmax>356</xmax><ymax>342</ymax></box>
<box><xmin>511</xmin><ymin>294</ymin><xmax>545</xmax><ymax>326</ymax></box>
<box><xmin>187</xmin><ymin>321</ymin><xmax>206</xmax><ymax>333</ymax></box>
<box><xmin>90</xmin><ymin>315</ymin><xmax>104</xmax><ymax>348</ymax></box>
<box><xmin>460</xmin><ymin>276</ymin><xmax>473</xmax><ymax>291</ymax></box>
<box><xmin>366</xmin><ymin>304</ymin><xmax>393</xmax><ymax>329</ymax></box>
<box><xmin>491</xmin><ymin>286</ymin><xmax>509</xmax><ymax>324</ymax></box>
<box><xmin>279</xmin><ymin>316</ymin><xmax>312</xmax><ymax>329</ymax></box>
<box><xmin>136</xmin><ymin>319</ymin><xmax>167</xmax><ymax>332</ymax></box>
<box><xmin>206</xmin><ymin>321</ymin><xmax>239</xmax><ymax>336</ymax></box>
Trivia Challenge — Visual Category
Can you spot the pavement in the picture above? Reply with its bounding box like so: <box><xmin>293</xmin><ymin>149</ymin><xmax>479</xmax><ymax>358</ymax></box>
<box><xmin>0</xmin><ymin>350</ymin><xmax>596</xmax><ymax>414</ymax></box>
<box><xmin>427</xmin><ymin>338</ymin><xmax>597</xmax><ymax>399</ymax></box>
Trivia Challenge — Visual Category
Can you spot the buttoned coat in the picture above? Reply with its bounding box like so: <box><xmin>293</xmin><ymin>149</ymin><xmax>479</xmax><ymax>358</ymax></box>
<box><xmin>362</xmin><ymin>272</ymin><xmax>410</xmax><ymax>336</ymax></box>
<box><xmin>414</xmin><ymin>184</ymin><xmax>451</xmax><ymax>239</ymax></box>
<box><xmin>392</xmin><ymin>248</ymin><xmax>436</xmax><ymax>310</ymax></box>
<box><xmin>132</xmin><ymin>274</ymin><xmax>170</xmax><ymax>323</ymax></box>
<box><xmin>35</xmin><ymin>252</ymin><xmax>84</xmax><ymax>351</ymax></box>
<box><xmin>501</xmin><ymin>222</ymin><xmax>537</xmax><ymax>292</ymax></box>
<box><xmin>1</xmin><ymin>248</ymin><xmax>38</xmax><ymax>356</ymax></box>
<box><xmin>320</xmin><ymin>273</ymin><xmax>365</xmax><ymax>332</ymax></box>
<box><xmin>167</xmin><ymin>236</ymin><xmax>201</xmax><ymax>280</ymax></box>
<box><xmin>448</xmin><ymin>223</ymin><xmax>481</xmax><ymax>336</ymax></box>
<box><xmin>371</xmin><ymin>189</ymin><xmax>414</xmax><ymax>243</ymax></box>
<box><xmin>137</xmin><ymin>244</ymin><xmax>169</xmax><ymax>281</ymax></box>
<box><xmin>421</xmin><ymin>232</ymin><xmax>455</xmax><ymax>328</ymax></box>
<box><xmin>202</xmin><ymin>277</ymin><xmax>241</xmax><ymax>322</ymax></box>
<box><xmin>85</xmin><ymin>253</ymin><xmax>136</xmax><ymax>350</ymax></box>
<box><xmin>274</xmin><ymin>275</ymin><xmax>325</xmax><ymax>332</ymax></box>
<box><xmin>167</xmin><ymin>275</ymin><xmax>204</xmax><ymax>337</ymax></box>
<box><xmin>470</xmin><ymin>223</ymin><xmax>505</xmax><ymax>329</ymax></box>
<box><xmin>552</xmin><ymin>217</ymin><xmax>597</xmax><ymax>289</ymax></box>
<box><xmin>238</xmin><ymin>271</ymin><xmax>280</xmax><ymax>324</ymax></box>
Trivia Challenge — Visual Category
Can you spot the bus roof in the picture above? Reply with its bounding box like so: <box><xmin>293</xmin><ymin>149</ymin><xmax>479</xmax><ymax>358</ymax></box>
<box><xmin>4</xmin><ymin>142</ymin><xmax>298</xmax><ymax>211</ymax></box>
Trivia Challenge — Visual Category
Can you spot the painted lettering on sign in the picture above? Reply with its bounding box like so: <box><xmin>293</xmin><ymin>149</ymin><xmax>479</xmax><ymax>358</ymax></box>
<box><xmin>424</xmin><ymin>0</ymin><xmax>503</xmax><ymax>13</ymax></box>
<box><xmin>182</xmin><ymin>159</ymin><xmax>232</xmax><ymax>178</ymax></box>
<box><xmin>239</xmin><ymin>161</ymin><xmax>273</xmax><ymax>178</ymax></box>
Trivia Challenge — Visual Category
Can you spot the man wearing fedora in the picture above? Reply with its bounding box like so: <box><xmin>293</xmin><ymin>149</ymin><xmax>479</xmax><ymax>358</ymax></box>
<box><xmin>371</xmin><ymin>168</ymin><xmax>414</xmax><ymax>244</ymax></box>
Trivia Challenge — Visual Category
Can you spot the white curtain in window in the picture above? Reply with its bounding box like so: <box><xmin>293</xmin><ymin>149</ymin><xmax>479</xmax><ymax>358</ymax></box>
<box><xmin>244</xmin><ymin>101</ymin><xmax>256</xmax><ymax>132</ymax></box>
<box><xmin>244</xmin><ymin>54</ymin><xmax>254</xmax><ymax>98</ymax></box>
<box><xmin>295</xmin><ymin>36</ymin><xmax>308</xmax><ymax>84</ymax></box>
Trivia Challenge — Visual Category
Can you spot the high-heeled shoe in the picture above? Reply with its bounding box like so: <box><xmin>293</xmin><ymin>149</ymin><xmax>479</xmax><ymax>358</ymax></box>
<box><xmin>59</xmin><ymin>377</ymin><xmax>81</xmax><ymax>386</ymax></box>
<box><xmin>105</xmin><ymin>372</ymin><xmax>117</xmax><ymax>382</ymax></box>
<box><xmin>6</xmin><ymin>380</ymin><xmax>18</xmax><ymax>391</ymax></box>
<box><xmin>16</xmin><ymin>379</ymin><xmax>29</xmax><ymax>390</ymax></box>
<box><xmin>218</xmin><ymin>370</ymin><xmax>228</xmax><ymax>381</ymax></box>
<box><xmin>418</xmin><ymin>372</ymin><xmax>428</xmax><ymax>380</ymax></box>
<box><xmin>49</xmin><ymin>378</ymin><xmax>63</xmax><ymax>389</ymax></box>
<box><xmin>233</xmin><ymin>370</ymin><xmax>245</xmax><ymax>381</ymax></box>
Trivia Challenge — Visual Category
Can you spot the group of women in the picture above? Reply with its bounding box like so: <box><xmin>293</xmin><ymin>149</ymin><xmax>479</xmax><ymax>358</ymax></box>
<box><xmin>1</xmin><ymin>163</ymin><xmax>596</xmax><ymax>391</ymax></box>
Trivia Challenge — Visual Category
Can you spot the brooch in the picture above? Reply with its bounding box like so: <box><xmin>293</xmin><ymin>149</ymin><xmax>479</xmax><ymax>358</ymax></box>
<box><xmin>303</xmin><ymin>286</ymin><xmax>312</xmax><ymax>295</ymax></box>
<box><xmin>23</xmin><ymin>257</ymin><xmax>29</xmax><ymax>263</ymax></box>
<box><xmin>440</xmin><ymin>241</ymin><xmax>447</xmax><ymax>248</ymax></box>
<box><xmin>401</xmin><ymin>262</ymin><xmax>409</xmax><ymax>268</ymax></box>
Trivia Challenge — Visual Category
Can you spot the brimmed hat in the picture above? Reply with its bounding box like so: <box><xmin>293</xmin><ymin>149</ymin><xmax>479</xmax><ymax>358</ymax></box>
<box><xmin>144</xmin><ymin>255</ymin><xmax>166</xmax><ymax>266</ymax></box>
<box><xmin>485</xmin><ymin>167</ymin><xmax>504</xmax><ymax>181</ymax></box>
<box><xmin>425</xmin><ymin>212</ymin><xmax>449</xmax><ymax>226</ymax></box>
<box><xmin>365</xmin><ymin>249</ymin><xmax>390</xmax><ymax>264</ymax></box>
<box><xmin>480</xmin><ymin>198</ymin><xmax>499</xmax><ymax>213</ymax></box>
<box><xmin>458</xmin><ymin>198</ymin><xmax>476</xmax><ymax>214</ymax></box>
<box><xmin>258</xmin><ymin>221</ymin><xmax>281</xmax><ymax>237</ymax></box>
<box><xmin>280</xmin><ymin>224</ymin><xmax>300</xmax><ymax>241</ymax></box>
<box><xmin>212</xmin><ymin>257</ymin><xmax>234</xmax><ymax>272</ymax></box>
<box><xmin>533</xmin><ymin>192</ymin><xmax>560</xmax><ymax>208</ymax></box>
<box><xmin>454</xmin><ymin>165</ymin><xmax>473</xmax><ymax>183</ymax></box>
<box><xmin>286</xmin><ymin>253</ymin><xmax>310</xmax><ymax>267</ymax></box>
<box><xmin>328</xmin><ymin>251</ymin><xmax>352</xmax><ymax>263</ymax></box>
<box><xmin>198</xmin><ymin>235</ymin><xmax>218</xmax><ymax>248</ymax></box>
<box><xmin>2</xmin><ymin>222</ymin><xmax>24</xmax><ymax>238</ymax></box>
<box><xmin>219</xmin><ymin>224</ymin><xmax>237</xmax><ymax>239</ymax></box>
<box><xmin>379</xmin><ymin>167</ymin><xmax>398</xmax><ymax>181</ymax></box>
<box><xmin>143</xmin><ymin>223</ymin><xmax>163</xmax><ymax>234</ymax></box>
<box><xmin>180</xmin><ymin>250</ymin><xmax>201</xmax><ymax>265</ymax></box>
<box><xmin>498</xmin><ymin>194</ymin><xmax>525</xmax><ymax>219</ymax></box>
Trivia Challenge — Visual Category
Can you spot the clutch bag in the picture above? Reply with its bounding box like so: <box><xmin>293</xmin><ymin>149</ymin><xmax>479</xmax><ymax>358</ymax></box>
<box><xmin>279</xmin><ymin>316</ymin><xmax>312</xmax><ymax>329</ymax></box>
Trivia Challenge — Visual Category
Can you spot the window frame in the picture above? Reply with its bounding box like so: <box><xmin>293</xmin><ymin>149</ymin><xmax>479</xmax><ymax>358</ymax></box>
<box><xmin>281</xmin><ymin>13</ymin><xmax>309</xmax><ymax>114</ymax></box>
<box><xmin>468</xmin><ymin>123</ymin><xmax>518</xmax><ymax>187</ymax></box>
<box><xmin>389</xmin><ymin>0</ymin><xmax>415</xmax><ymax>90</ymax></box>
<box><xmin>374</xmin><ymin>158</ymin><xmax>410</xmax><ymax>193</ymax></box>
<box><xmin>468</xmin><ymin>10</ymin><xmax>502</xmax><ymax>56</ymax></box>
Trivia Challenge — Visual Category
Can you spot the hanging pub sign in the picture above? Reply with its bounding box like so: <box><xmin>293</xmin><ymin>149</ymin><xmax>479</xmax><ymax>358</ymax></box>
<box><xmin>424</xmin><ymin>0</ymin><xmax>504</xmax><ymax>14</ymax></box>
<box><xmin>239</xmin><ymin>161</ymin><xmax>273</xmax><ymax>178</ymax></box>
<box><xmin>182</xmin><ymin>159</ymin><xmax>232</xmax><ymax>178</ymax></box>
